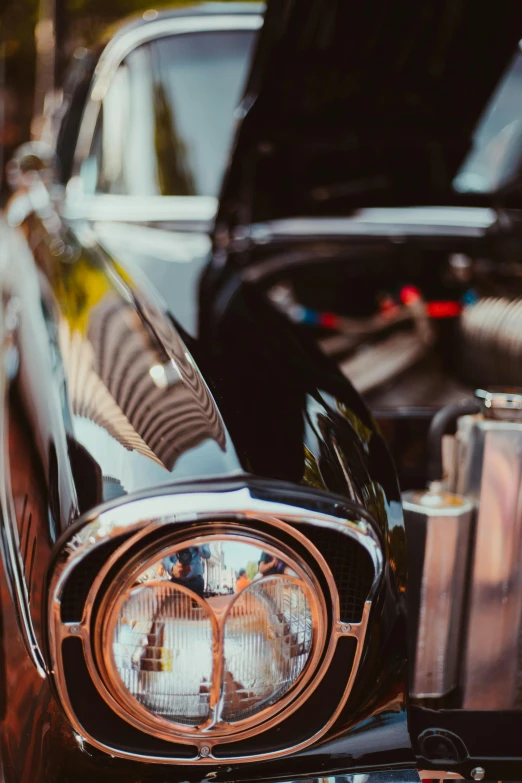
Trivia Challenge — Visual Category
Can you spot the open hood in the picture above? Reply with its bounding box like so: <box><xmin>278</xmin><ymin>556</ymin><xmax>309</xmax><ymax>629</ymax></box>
<box><xmin>219</xmin><ymin>0</ymin><xmax>522</xmax><ymax>227</ymax></box>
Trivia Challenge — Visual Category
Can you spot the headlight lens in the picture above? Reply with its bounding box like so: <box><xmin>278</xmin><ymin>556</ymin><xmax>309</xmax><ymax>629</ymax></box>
<box><xmin>222</xmin><ymin>576</ymin><xmax>313</xmax><ymax>722</ymax></box>
<box><xmin>114</xmin><ymin>584</ymin><xmax>215</xmax><ymax>726</ymax></box>
<box><xmin>96</xmin><ymin>532</ymin><xmax>326</xmax><ymax>738</ymax></box>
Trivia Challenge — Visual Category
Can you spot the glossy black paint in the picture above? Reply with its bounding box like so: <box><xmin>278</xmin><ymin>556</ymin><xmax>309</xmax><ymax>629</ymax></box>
<box><xmin>218</xmin><ymin>0</ymin><xmax>522</xmax><ymax>223</ymax></box>
<box><xmin>0</xmin><ymin>0</ymin><xmax>495</xmax><ymax>777</ymax></box>
<box><xmin>0</xmin><ymin>0</ymin><xmax>413</xmax><ymax>753</ymax></box>
<box><xmin>0</xmin><ymin>0</ymin><xmax>412</xmax><ymax>758</ymax></box>
<box><xmin>409</xmin><ymin>705</ymin><xmax>522</xmax><ymax>779</ymax></box>
<box><xmin>10</xmin><ymin>0</ymin><xmax>519</xmax><ymax>779</ymax></box>
<box><xmin>0</xmin><ymin>182</ymin><xmax>413</xmax><ymax>778</ymax></box>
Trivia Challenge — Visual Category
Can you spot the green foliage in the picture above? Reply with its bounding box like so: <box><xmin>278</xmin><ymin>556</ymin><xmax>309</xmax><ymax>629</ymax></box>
<box><xmin>1</xmin><ymin>0</ymin><xmax>39</xmax><ymax>141</ymax></box>
<box><xmin>245</xmin><ymin>561</ymin><xmax>258</xmax><ymax>581</ymax></box>
<box><xmin>1</xmin><ymin>0</ymin><xmax>257</xmax><ymax>142</ymax></box>
<box><xmin>69</xmin><ymin>0</ymin><xmax>195</xmax><ymax>15</ymax></box>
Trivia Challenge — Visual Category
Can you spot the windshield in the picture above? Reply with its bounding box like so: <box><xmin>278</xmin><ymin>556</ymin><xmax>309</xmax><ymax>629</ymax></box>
<box><xmin>454</xmin><ymin>45</ymin><xmax>522</xmax><ymax>194</ymax></box>
<box><xmin>82</xmin><ymin>29</ymin><xmax>256</xmax><ymax>198</ymax></box>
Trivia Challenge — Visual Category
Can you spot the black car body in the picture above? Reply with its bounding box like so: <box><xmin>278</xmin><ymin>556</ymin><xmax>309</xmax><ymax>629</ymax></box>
<box><xmin>4</xmin><ymin>1</ymin><xmax>522</xmax><ymax>781</ymax></box>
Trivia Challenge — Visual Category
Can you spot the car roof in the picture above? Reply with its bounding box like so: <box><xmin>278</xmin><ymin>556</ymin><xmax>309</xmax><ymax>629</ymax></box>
<box><xmin>100</xmin><ymin>2</ymin><xmax>264</xmax><ymax>47</ymax></box>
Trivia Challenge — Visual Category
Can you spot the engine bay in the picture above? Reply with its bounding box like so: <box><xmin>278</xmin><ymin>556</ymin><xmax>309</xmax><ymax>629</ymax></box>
<box><xmin>259</xmin><ymin>238</ymin><xmax>522</xmax><ymax>489</ymax></box>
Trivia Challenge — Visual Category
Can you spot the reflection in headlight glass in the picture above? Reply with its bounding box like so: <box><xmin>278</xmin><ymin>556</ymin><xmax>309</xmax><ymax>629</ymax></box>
<box><xmin>109</xmin><ymin>537</ymin><xmax>317</xmax><ymax>729</ymax></box>
<box><xmin>222</xmin><ymin>577</ymin><xmax>313</xmax><ymax>722</ymax></box>
<box><xmin>113</xmin><ymin>585</ymin><xmax>213</xmax><ymax>725</ymax></box>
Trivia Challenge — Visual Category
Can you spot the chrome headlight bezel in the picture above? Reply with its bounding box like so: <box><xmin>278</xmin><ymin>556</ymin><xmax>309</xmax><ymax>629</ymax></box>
<box><xmin>48</xmin><ymin>484</ymin><xmax>382</xmax><ymax>764</ymax></box>
<box><xmin>91</xmin><ymin>525</ymin><xmax>329</xmax><ymax>745</ymax></box>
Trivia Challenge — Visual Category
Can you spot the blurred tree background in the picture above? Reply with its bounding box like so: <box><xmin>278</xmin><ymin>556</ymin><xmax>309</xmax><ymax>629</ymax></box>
<box><xmin>0</xmin><ymin>0</ymin><xmax>250</xmax><ymax>193</ymax></box>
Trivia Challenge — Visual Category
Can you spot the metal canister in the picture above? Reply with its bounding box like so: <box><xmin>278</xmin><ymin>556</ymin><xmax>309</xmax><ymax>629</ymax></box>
<box><xmin>457</xmin><ymin>389</ymin><xmax>522</xmax><ymax>709</ymax></box>
<box><xmin>403</xmin><ymin>486</ymin><xmax>473</xmax><ymax>699</ymax></box>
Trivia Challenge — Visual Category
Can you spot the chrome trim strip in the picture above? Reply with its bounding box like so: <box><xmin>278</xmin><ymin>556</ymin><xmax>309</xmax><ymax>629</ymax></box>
<box><xmin>251</xmin><ymin>208</ymin><xmax>497</xmax><ymax>240</ymax></box>
<box><xmin>71</xmin><ymin>14</ymin><xmax>263</xmax><ymax>181</ymax></box>
<box><xmin>63</xmin><ymin>194</ymin><xmax>218</xmax><ymax>224</ymax></box>
<box><xmin>296</xmin><ymin>776</ymin><xmax>420</xmax><ymax>783</ymax></box>
<box><xmin>241</xmin><ymin>208</ymin><xmax>497</xmax><ymax>282</ymax></box>
<box><xmin>51</xmin><ymin>488</ymin><xmax>383</xmax><ymax>598</ymax></box>
<box><xmin>0</xmin><ymin>239</ymin><xmax>47</xmax><ymax>678</ymax></box>
<box><xmin>49</xmin><ymin>484</ymin><xmax>383</xmax><ymax>764</ymax></box>
<box><xmin>92</xmin><ymin>15</ymin><xmax>263</xmax><ymax>101</ymax></box>
<box><xmin>92</xmin><ymin>222</ymin><xmax>212</xmax><ymax>266</ymax></box>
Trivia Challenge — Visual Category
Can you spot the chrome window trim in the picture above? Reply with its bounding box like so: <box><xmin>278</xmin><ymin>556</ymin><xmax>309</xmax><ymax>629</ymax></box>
<box><xmin>49</xmin><ymin>485</ymin><xmax>383</xmax><ymax>764</ymax></box>
<box><xmin>70</xmin><ymin>13</ymin><xmax>263</xmax><ymax>185</ymax></box>
<box><xmin>62</xmin><ymin>193</ymin><xmax>218</xmax><ymax>224</ymax></box>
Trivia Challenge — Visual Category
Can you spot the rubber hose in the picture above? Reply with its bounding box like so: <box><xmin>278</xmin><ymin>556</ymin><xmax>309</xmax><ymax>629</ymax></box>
<box><xmin>427</xmin><ymin>397</ymin><xmax>480</xmax><ymax>482</ymax></box>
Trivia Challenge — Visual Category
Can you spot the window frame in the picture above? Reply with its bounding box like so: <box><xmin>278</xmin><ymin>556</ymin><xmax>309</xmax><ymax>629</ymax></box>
<box><xmin>65</xmin><ymin>13</ymin><xmax>263</xmax><ymax>222</ymax></box>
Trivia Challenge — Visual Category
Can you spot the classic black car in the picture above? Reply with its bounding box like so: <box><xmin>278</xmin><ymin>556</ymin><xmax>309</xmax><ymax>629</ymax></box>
<box><xmin>5</xmin><ymin>1</ymin><xmax>522</xmax><ymax>782</ymax></box>
<box><xmin>7</xmin><ymin>3</ymin><xmax>261</xmax><ymax>333</ymax></box>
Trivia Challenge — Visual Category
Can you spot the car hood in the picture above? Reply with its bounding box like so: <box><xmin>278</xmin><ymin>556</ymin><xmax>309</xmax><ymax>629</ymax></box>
<box><xmin>219</xmin><ymin>0</ymin><xmax>522</xmax><ymax>226</ymax></box>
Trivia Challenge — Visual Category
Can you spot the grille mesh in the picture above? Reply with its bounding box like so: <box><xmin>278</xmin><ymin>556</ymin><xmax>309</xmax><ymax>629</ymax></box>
<box><xmin>302</xmin><ymin>526</ymin><xmax>374</xmax><ymax>622</ymax></box>
<box><xmin>60</xmin><ymin>541</ymin><xmax>123</xmax><ymax>622</ymax></box>
<box><xmin>60</xmin><ymin>525</ymin><xmax>375</xmax><ymax>624</ymax></box>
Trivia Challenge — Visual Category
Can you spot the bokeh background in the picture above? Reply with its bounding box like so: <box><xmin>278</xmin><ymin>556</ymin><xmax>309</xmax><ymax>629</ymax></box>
<box><xmin>0</xmin><ymin>0</ymin><xmax>247</xmax><ymax>196</ymax></box>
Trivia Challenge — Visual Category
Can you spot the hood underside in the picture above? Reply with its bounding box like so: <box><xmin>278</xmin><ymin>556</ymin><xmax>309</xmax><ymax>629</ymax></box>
<box><xmin>220</xmin><ymin>0</ymin><xmax>522</xmax><ymax>224</ymax></box>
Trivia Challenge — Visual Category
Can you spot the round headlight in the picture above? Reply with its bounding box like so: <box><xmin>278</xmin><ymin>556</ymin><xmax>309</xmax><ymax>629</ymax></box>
<box><xmin>94</xmin><ymin>530</ymin><xmax>327</xmax><ymax>741</ymax></box>
<box><xmin>222</xmin><ymin>576</ymin><xmax>313</xmax><ymax>723</ymax></box>
<box><xmin>113</xmin><ymin>583</ymin><xmax>216</xmax><ymax>726</ymax></box>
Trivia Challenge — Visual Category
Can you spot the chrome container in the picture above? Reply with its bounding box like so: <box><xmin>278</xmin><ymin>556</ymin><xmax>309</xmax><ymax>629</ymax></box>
<box><xmin>403</xmin><ymin>487</ymin><xmax>473</xmax><ymax>699</ymax></box>
<box><xmin>456</xmin><ymin>389</ymin><xmax>522</xmax><ymax>709</ymax></box>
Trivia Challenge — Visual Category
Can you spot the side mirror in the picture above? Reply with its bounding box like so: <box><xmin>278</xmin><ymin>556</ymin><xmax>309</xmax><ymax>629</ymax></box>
<box><xmin>6</xmin><ymin>141</ymin><xmax>58</xmax><ymax>191</ymax></box>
